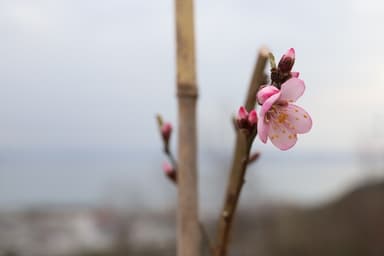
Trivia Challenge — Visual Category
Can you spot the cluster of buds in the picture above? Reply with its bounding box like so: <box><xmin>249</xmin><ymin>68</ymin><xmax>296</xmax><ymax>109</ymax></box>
<box><xmin>157</xmin><ymin>114</ymin><xmax>177</xmax><ymax>183</ymax></box>
<box><xmin>236</xmin><ymin>106</ymin><xmax>258</xmax><ymax>132</ymax></box>
<box><xmin>269</xmin><ymin>48</ymin><xmax>298</xmax><ymax>89</ymax></box>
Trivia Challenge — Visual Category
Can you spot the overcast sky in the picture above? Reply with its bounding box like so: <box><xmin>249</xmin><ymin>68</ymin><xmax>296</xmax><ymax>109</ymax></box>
<box><xmin>1</xmin><ymin>0</ymin><xmax>384</xmax><ymax>209</ymax></box>
<box><xmin>1</xmin><ymin>0</ymin><xmax>384</xmax><ymax>151</ymax></box>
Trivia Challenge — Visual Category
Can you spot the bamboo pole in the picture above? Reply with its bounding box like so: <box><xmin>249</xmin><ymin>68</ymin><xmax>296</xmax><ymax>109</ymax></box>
<box><xmin>214</xmin><ymin>48</ymin><xmax>269</xmax><ymax>256</ymax></box>
<box><xmin>175</xmin><ymin>0</ymin><xmax>200</xmax><ymax>256</ymax></box>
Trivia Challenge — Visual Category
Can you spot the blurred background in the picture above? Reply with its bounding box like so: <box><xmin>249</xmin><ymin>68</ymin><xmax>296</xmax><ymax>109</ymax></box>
<box><xmin>1</xmin><ymin>0</ymin><xmax>384</xmax><ymax>255</ymax></box>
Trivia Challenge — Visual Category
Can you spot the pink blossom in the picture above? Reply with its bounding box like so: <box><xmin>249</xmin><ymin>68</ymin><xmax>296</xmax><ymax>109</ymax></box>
<box><xmin>291</xmin><ymin>71</ymin><xmax>300</xmax><ymax>78</ymax></box>
<box><xmin>161</xmin><ymin>122</ymin><xmax>172</xmax><ymax>141</ymax></box>
<box><xmin>257</xmin><ymin>78</ymin><xmax>312</xmax><ymax>150</ymax></box>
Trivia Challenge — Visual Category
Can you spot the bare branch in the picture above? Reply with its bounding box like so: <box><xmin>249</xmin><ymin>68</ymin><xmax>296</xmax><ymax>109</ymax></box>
<box><xmin>214</xmin><ymin>47</ymin><xmax>269</xmax><ymax>256</ymax></box>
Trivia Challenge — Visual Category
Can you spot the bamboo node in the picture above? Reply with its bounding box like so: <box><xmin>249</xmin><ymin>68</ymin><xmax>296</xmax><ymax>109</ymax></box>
<box><xmin>177</xmin><ymin>82</ymin><xmax>198</xmax><ymax>98</ymax></box>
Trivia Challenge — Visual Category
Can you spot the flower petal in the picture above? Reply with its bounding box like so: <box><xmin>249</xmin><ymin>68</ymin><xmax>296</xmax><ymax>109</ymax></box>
<box><xmin>257</xmin><ymin>85</ymin><xmax>280</xmax><ymax>104</ymax></box>
<box><xmin>258</xmin><ymin>118</ymin><xmax>269</xmax><ymax>143</ymax></box>
<box><xmin>279</xmin><ymin>78</ymin><xmax>305</xmax><ymax>103</ymax></box>
<box><xmin>259</xmin><ymin>91</ymin><xmax>281</xmax><ymax>117</ymax></box>
<box><xmin>283</xmin><ymin>104</ymin><xmax>312</xmax><ymax>134</ymax></box>
<box><xmin>268</xmin><ymin>119</ymin><xmax>297</xmax><ymax>150</ymax></box>
<box><xmin>258</xmin><ymin>91</ymin><xmax>281</xmax><ymax>144</ymax></box>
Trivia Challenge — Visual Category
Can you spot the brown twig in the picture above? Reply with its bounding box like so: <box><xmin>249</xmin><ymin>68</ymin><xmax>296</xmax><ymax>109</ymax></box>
<box><xmin>247</xmin><ymin>151</ymin><xmax>261</xmax><ymax>165</ymax></box>
<box><xmin>157</xmin><ymin>114</ymin><xmax>212</xmax><ymax>252</ymax></box>
<box><xmin>165</xmin><ymin>148</ymin><xmax>178</xmax><ymax>170</ymax></box>
<box><xmin>214</xmin><ymin>47</ymin><xmax>269</xmax><ymax>256</ymax></box>
<box><xmin>175</xmin><ymin>0</ymin><xmax>200</xmax><ymax>256</ymax></box>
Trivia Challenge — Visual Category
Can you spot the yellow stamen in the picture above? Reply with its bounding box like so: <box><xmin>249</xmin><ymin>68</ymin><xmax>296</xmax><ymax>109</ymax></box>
<box><xmin>277</xmin><ymin>113</ymin><xmax>288</xmax><ymax>123</ymax></box>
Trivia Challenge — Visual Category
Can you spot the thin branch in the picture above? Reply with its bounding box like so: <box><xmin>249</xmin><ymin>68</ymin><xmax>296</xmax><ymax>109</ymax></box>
<box><xmin>247</xmin><ymin>151</ymin><xmax>261</xmax><ymax>165</ymax></box>
<box><xmin>165</xmin><ymin>149</ymin><xmax>178</xmax><ymax>170</ymax></box>
<box><xmin>244</xmin><ymin>47</ymin><xmax>270</xmax><ymax>111</ymax></box>
<box><xmin>214</xmin><ymin>47</ymin><xmax>269</xmax><ymax>256</ymax></box>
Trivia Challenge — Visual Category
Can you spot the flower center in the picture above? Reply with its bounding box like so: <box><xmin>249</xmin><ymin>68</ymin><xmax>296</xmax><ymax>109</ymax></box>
<box><xmin>265</xmin><ymin>105</ymin><xmax>295</xmax><ymax>131</ymax></box>
<box><xmin>277</xmin><ymin>112</ymin><xmax>288</xmax><ymax>123</ymax></box>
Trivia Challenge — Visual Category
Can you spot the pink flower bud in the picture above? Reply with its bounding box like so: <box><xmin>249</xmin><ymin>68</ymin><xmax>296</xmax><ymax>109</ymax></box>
<box><xmin>163</xmin><ymin>161</ymin><xmax>174</xmax><ymax>175</ymax></box>
<box><xmin>161</xmin><ymin>122</ymin><xmax>172</xmax><ymax>142</ymax></box>
<box><xmin>248</xmin><ymin>110</ymin><xmax>258</xmax><ymax>126</ymax></box>
<box><xmin>236</xmin><ymin>106</ymin><xmax>249</xmax><ymax>129</ymax></box>
<box><xmin>291</xmin><ymin>71</ymin><xmax>300</xmax><ymax>78</ymax></box>
<box><xmin>278</xmin><ymin>48</ymin><xmax>295</xmax><ymax>73</ymax></box>
<box><xmin>162</xmin><ymin>161</ymin><xmax>177</xmax><ymax>183</ymax></box>
<box><xmin>284</xmin><ymin>48</ymin><xmax>295</xmax><ymax>59</ymax></box>
<box><xmin>257</xmin><ymin>86</ymin><xmax>280</xmax><ymax>104</ymax></box>
<box><xmin>237</xmin><ymin>106</ymin><xmax>248</xmax><ymax>120</ymax></box>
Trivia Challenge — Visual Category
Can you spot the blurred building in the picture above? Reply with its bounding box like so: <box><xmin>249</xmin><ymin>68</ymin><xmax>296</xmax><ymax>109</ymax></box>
<box><xmin>0</xmin><ymin>208</ymin><xmax>113</xmax><ymax>256</ymax></box>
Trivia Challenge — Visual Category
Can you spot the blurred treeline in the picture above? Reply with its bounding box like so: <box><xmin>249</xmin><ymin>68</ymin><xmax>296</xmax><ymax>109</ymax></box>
<box><xmin>68</xmin><ymin>181</ymin><xmax>384</xmax><ymax>256</ymax></box>
<box><xmin>1</xmin><ymin>180</ymin><xmax>383</xmax><ymax>256</ymax></box>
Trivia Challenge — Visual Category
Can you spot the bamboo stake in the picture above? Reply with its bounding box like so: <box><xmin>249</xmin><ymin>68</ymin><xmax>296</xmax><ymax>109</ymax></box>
<box><xmin>175</xmin><ymin>0</ymin><xmax>200</xmax><ymax>256</ymax></box>
<box><xmin>214</xmin><ymin>48</ymin><xmax>269</xmax><ymax>256</ymax></box>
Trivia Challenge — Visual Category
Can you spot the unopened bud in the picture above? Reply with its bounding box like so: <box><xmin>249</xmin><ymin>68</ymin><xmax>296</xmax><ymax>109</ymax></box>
<box><xmin>236</xmin><ymin>106</ymin><xmax>249</xmax><ymax>129</ymax></box>
<box><xmin>162</xmin><ymin>161</ymin><xmax>177</xmax><ymax>183</ymax></box>
<box><xmin>278</xmin><ymin>48</ymin><xmax>295</xmax><ymax>73</ymax></box>
<box><xmin>248</xmin><ymin>110</ymin><xmax>258</xmax><ymax>126</ymax></box>
<box><xmin>163</xmin><ymin>161</ymin><xmax>174</xmax><ymax>174</ymax></box>
<box><xmin>161</xmin><ymin>122</ymin><xmax>172</xmax><ymax>142</ymax></box>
